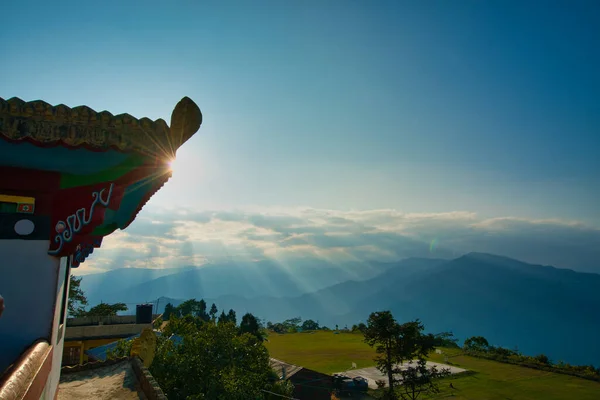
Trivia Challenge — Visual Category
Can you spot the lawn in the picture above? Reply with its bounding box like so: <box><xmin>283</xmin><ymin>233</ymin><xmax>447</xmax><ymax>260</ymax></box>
<box><xmin>265</xmin><ymin>331</ymin><xmax>376</xmax><ymax>374</ymax></box>
<box><xmin>266</xmin><ymin>332</ymin><xmax>600</xmax><ymax>400</ymax></box>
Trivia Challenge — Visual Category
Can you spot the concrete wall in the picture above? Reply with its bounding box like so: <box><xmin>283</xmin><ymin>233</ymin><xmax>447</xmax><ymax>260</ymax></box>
<box><xmin>0</xmin><ymin>240</ymin><xmax>60</xmax><ymax>374</ymax></box>
<box><xmin>65</xmin><ymin>323</ymin><xmax>152</xmax><ymax>341</ymax></box>
<box><xmin>131</xmin><ymin>357</ymin><xmax>167</xmax><ymax>400</ymax></box>
<box><xmin>67</xmin><ymin>314</ymin><xmax>160</xmax><ymax>327</ymax></box>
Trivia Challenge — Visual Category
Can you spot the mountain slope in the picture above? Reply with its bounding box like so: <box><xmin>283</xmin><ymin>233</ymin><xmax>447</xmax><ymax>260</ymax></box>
<box><xmin>79</xmin><ymin>259</ymin><xmax>401</xmax><ymax>305</ymax></box>
<box><xmin>165</xmin><ymin>257</ymin><xmax>448</xmax><ymax>325</ymax></box>
<box><xmin>77</xmin><ymin>266</ymin><xmax>197</xmax><ymax>306</ymax></box>
<box><xmin>192</xmin><ymin>253</ymin><xmax>600</xmax><ymax>366</ymax></box>
<box><xmin>342</xmin><ymin>253</ymin><xmax>600</xmax><ymax>365</ymax></box>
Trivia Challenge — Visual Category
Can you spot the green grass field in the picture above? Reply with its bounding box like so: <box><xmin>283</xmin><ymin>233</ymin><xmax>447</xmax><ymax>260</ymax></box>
<box><xmin>265</xmin><ymin>331</ymin><xmax>600</xmax><ymax>399</ymax></box>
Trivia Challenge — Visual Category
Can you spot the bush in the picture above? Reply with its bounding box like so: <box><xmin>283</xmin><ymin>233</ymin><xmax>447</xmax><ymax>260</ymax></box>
<box><xmin>534</xmin><ymin>354</ymin><xmax>550</xmax><ymax>365</ymax></box>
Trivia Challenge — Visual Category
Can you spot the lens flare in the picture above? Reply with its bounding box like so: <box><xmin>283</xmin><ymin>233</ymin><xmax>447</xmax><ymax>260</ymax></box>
<box><xmin>429</xmin><ymin>238</ymin><xmax>439</xmax><ymax>253</ymax></box>
<box><xmin>168</xmin><ymin>158</ymin><xmax>178</xmax><ymax>173</ymax></box>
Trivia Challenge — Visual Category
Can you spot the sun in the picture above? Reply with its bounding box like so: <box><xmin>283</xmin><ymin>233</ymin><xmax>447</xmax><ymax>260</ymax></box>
<box><xmin>168</xmin><ymin>157</ymin><xmax>179</xmax><ymax>173</ymax></box>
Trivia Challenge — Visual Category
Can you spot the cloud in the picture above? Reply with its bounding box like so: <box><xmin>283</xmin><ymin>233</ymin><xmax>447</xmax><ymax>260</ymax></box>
<box><xmin>77</xmin><ymin>206</ymin><xmax>600</xmax><ymax>275</ymax></box>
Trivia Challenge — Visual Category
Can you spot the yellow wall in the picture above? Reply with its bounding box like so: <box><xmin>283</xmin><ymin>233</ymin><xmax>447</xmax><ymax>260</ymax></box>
<box><xmin>63</xmin><ymin>338</ymin><xmax>120</xmax><ymax>365</ymax></box>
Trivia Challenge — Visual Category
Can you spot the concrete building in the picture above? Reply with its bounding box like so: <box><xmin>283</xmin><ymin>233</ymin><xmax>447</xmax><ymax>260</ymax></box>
<box><xmin>62</xmin><ymin>313</ymin><xmax>157</xmax><ymax>366</ymax></box>
<box><xmin>0</xmin><ymin>96</ymin><xmax>202</xmax><ymax>399</ymax></box>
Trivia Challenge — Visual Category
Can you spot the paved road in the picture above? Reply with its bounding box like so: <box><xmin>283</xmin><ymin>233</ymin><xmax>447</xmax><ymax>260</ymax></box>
<box><xmin>336</xmin><ymin>361</ymin><xmax>467</xmax><ymax>389</ymax></box>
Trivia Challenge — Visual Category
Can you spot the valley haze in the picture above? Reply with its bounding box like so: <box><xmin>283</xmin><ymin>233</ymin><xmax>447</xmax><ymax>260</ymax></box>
<box><xmin>78</xmin><ymin>251</ymin><xmax>600</xmax><ymax>368</ymax></box>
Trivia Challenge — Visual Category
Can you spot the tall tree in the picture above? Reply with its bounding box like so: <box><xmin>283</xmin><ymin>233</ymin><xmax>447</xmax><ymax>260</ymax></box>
<box><xmin>364</xmin><ymin>312</ymin><xmax>450</xmax><ymax>400</ymax></box>
<box><xmin>163</xmin><ymin>303</ymin><xmax>175</xmax><ymax>320</ymax></box>
<box><xmin>301</xmin><ymin>319</ymin><xmax>319</xmax><ymax>331</ymax></box>
<box><xmin>395</xmin><ymin>321</ymin><xmax>450</xmax><ymax>400</ymax></box>
<box><xmin>197</xmin><ymin>299</ymin><xmax>209</xmax><ymax>321</ymax></box>
<box><xmin>227</xmin><ymin>309</ymin><xmax>237</xmax><ymax>325</ymax></box>
<box><xmin>209</xmin><ymin>303</ymin><xmax>218</xmax><ymax>321</ymax></box>
<box><xmin>364</xmin><ymin>311</ymin><xmax>400</xmax><ymax>397</ymax></box>
<box><xmin>397</xmin><ymin>359</ymin><xmax>450</xmax><ymax>400</ymax></box>
<box><xmin>67</xmin><ymin>275</ymin><xmax>88</xmax><ymax>317</ymax></box>
<box><xmin>177</xmin><ymin>299</ymin><xmax>198</xmax><ymax>317</ymax></box>
<box><xmin>85</xmin><ymin>302</ymin><xmax>128</xmax><ymax>317</ymax></box>
<box><xmin>239</xmin><ymin>313</ymin><xmax>262</xmax><ymax>340</ymax></box>
<box><xmin>218</xmin><ymin>310</ymin><xmax>228</xmax><ymax>325</ymax></box>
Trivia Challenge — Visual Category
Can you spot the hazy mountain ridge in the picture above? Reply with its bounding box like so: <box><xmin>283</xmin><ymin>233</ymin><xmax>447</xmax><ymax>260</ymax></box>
<box><xmin>78</xmin><ymin>265</ymin><xmax>198</xmax><ymax>306</ymax></box>
<box><xmin>79</xmin><ymin>253</ymin><xmax>600</xmax><ymax>366</ymax></box>
<box><xmin>77</xmin><ymin>258</ymin><xmax>401</xmax><ymax>306</ymax></box>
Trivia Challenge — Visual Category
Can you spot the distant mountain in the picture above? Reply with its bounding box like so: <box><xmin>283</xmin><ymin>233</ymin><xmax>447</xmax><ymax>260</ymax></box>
<box><xmin>342</xmin><ymin>252</ymin><xmax>600</xmax><ymax>366</ymax></box>
<box><xmin>77</xmin><ymin>259</ymin><xmax>401</xmax><ymax>306</ymax></box>
<box><xmin>152</xmin><ymin>257</ymin><xmax>447</xmax><ymax>323</ymax></box>
<box><xmin>82</xmin><ymin>253</ymin><xmax>600</xmax><ymax>366</ymax></box>
<box><xmin>170</xmin><ymin>253</ymin><xmax>600</xmax><ymax>366</ymax></box>
<box><xmin>77</xmin><ymin>266</ymin><xmax>197</xmax><ymax>306</ymax></box>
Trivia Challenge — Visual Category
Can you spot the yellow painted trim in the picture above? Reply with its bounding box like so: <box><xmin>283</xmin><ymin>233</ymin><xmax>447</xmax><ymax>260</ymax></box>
<box><xmin>80</xmin><ymin>343</ymin><xmax>84</xmax><ymax>365</ymax></box>
<box><xmin>0</xmin><ymin>194</ymin><xmax>35</xmax><ymax>204</ymax></box>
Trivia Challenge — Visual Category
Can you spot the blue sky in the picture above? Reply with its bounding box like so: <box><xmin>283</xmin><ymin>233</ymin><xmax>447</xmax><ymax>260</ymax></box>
<box><xmin>2</xmin><ymin>1</ymin><xmax>599</xmax><ymax>272</ymax></box>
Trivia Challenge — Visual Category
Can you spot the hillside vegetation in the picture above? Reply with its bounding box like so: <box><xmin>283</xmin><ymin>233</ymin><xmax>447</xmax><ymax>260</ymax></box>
<box><xmin>266</xmin><ymin>332</ymin><xmax>600</xmax><ymax>399</ymax></box>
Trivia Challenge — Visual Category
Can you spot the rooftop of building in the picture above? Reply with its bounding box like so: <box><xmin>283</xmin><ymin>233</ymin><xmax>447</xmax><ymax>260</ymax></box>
<box><xmin>58</xmin><ymin>357</ymin><xmax>165</xmax><ymax>400</ymax></box>
<box><xmin>269</xmin><ymin>357</ymin><xmax>304</xmax><ymax>380</ymax></box>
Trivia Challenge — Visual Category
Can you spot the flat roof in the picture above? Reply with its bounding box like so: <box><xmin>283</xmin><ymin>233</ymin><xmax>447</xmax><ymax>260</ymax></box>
<box><xmin>58</xmin><ymin>359</ymin><xmax>144</xmax><ymax>400</ymax></box>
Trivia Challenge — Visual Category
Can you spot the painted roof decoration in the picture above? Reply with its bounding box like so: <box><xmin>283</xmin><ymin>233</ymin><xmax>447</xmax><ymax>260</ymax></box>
<box><xmin>0</xmin><ymin>96</ymin><xmax>202</xmax><ymax>265</ymax></box>
<box><xmin>0</xmin><ymin>96</ymin><xmax>201</xmax><ymax>156</ymax></box>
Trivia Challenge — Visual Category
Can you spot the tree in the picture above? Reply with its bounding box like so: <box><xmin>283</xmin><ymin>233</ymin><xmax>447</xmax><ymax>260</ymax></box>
<box><xmin>534</xmin><ymin>354</ymin><xmax>551</xmax><ymax>365</ymax></box>
<box><xmin>433</xmin><ymin>331</ymin><xmax>459</xmax><ymax>348</ymax></box>
<box><xmin>227</xmin><ymin>309</ymin><xmax>237</xmax><ymax>325</ymax></box>
<box><xmin>210</xmin><ymin>303</ymin><xmax>218</xmax><ymax>321</ymax></box>
<box><xmin>177</xmin><ymin>299</ymin><xmax>197</xmax><ymax>317</ymax></box>
<box><xmin>351</xmin><ymin>323</ymin><xmax>367</xmax><ymax>334</ymax></box>
<box><xmin>67</xmin><ymin>275</ymin><xmax>88</xmax><ymax>317</ymax></box>
<box><xmin>394</xmin><ymin>321</ymin><xmax>450</xmax><ymax>399</ymax></box>
<box><xmin>364</xmin><ymin>312</ymin><xmax>449</xmax><ymax>400</ymax></box>
<box><xmin>218</xmin><ymin>310</ymin><xmax>228</xmax><ymax>325</ymax></box>
<box><xmin>364</xmin><ymin>311</ymin><xmax>400</xmax><ymax>397</ymax></box>
<box><xmin>239</xmin><ymin>313</ymin><xmax>262</xmax><ymax>340</ymax></box>
<box><xmin>197</xmin><ymin>299</ymin><xmax>209</xmax><ymax>321</ymax></box>
<box><xmin>150</xmin><ymin>315</ymin><xmax>275</xmax><ymax>399</ymax></box>
<box><xmin>283</xmin><ymin>317</ymin><xmax>301</xmax><ymax>333</ymax></box>
<box><xmin>264</xmin><ymin>379</ymin><xmax>295</xmax><ymax>400</ymax></box>
<box><xmin>270</xmin><ymin>323</ymin><xmax>286</xmax><ymax>334</ymax></box>
<box><xmin>301</xmin><ymin>319</ymin><xmax>319</xmax><ymax>331</ymax></box>
<box><xmin>85</xmin><ymin>302</ymin><xmax>128</xmax><ymax>317</ymax></box>
<box><xmin>163</xmin><ymin>303</ymin><xmax>175</xmax><ymax>320</ymax></box>
<box><xmin>397</xmin><ymin>359</ymin><xmax>450</xmax><ymax>400</ymax></box>
<box><xmin>463</xmin><ymin>336</ymin><xmax>490</xmax><ymax>352</ymax></box>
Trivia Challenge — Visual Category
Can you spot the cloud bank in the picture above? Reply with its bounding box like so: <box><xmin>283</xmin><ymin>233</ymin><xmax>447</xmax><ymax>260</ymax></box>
<box><xmin>79</xmin><ymin>207</ymin><xmax>600</xmax><ymax>275</ymax></box>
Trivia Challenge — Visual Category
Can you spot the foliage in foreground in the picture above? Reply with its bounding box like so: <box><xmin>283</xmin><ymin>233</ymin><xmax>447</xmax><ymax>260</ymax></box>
<box><xmin>67</xmin><ymin>276</ymin><xmax>88</xmax><ymax>317</ymax></box>
<box><xmin>151</xmin><ymin>316</ymin><xmax>292</xmax><ymax>400</ymax></box>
